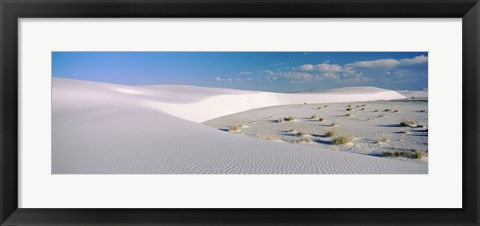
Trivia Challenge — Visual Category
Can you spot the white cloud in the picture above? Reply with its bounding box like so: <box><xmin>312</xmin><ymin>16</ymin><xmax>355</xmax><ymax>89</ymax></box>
<box><xmin>400</xmin><ymin>55</ymin><xmax>428</xmax><ymax>65</ymax></box>
<box><xmin>345</xmin><ymin>59</ymin><xmax>400</xmax><ymax>68</ymax></box>
<box><xmin>239</xmin><ymin>71</ymin><xmax>253</xmax><ymax>75</ymax></box>
<box><xmin>299</xmin><ymin>64</ymin><xmax>314</xmax><ymax>71</ymax></box>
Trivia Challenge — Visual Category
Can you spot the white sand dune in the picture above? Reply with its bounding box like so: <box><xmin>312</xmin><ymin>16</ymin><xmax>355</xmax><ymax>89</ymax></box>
<box><xmin>52</xmin><ymin>78</ymin><xmax>425</xmax><ymax>174</ymax></box>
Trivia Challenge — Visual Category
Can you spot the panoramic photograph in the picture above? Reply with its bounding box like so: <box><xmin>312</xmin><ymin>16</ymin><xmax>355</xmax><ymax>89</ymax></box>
<box><xmin>52</xmin><ymin>52</ymin><xmax>428</xmax><ymax>174</ymax></box>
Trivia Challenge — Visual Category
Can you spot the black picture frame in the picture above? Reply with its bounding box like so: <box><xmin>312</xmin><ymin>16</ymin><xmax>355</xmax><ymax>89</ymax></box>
<box><xmin>1</xmin><ymin>0</ymin><xmax>479</xmax><ymax>225</ymax></box>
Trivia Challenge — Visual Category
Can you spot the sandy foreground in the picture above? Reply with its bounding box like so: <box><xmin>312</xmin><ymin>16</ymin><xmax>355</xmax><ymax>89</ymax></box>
<box><xmin>52</xmin><ymin>78</ymin><xmax>427</xmax><ymax>174</ymax></box>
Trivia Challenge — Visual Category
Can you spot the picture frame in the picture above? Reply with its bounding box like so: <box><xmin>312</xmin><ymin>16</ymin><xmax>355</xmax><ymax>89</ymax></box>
<box><xmin>1</xmin><ymin>0</ymin><xmax>479</xmax><ymax>225</ymax></box>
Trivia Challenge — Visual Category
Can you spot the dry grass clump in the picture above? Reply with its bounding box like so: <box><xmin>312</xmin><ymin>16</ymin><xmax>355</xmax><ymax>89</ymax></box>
<box><xmin>400</xmin><ymin>120</ymin><xmax>416</xmax><ymax>127</ymax></box>
<box><xmin>331</xmin><ymin>122</ymin><xmax>338</xmax><ymax>127</ymax></box>
<box><xmin>384</xmin><ymin>109</ymin><xmax>392</xmax><ymax>112</ymax></box>
<box><xmin>345</xmin><ymin>113</ymin><xmax>353</xmax><ymax>117</ymax></box>
<box><xmin>310</xmin><ymin>115</ymin><xmax>319</xmax><ymax>119</ymax></box>
<box><xmin>279</xmin><ymin>116</ymin><xmax>295</xmax><ymax>122</ymax></box>
<box><xmin>331</xmin><ymin>136</ymin><xmax>353</xmax><ymax>145</ymax></box>
<box><xmin>376</xmin><ymin>137</ymin><xmax>390</xmax><ymax>144</ymax></box>
<box><xmin>346</xmin><ymin>108</ymin><xmax>353</xmax><ymax>111</ymax></box>
<box><xmin>361</xmin><ymin>108</ymin><xmax>365</xmax><ymax>111</ymax></box>
<box><xmin>257</xmin><ymin>134</ymin><xmax>278</xmax><ymax>141</ymax></box>
<box><xmin>380</xmin><ymin>150</ymin><xmax>426</xmax><ymax>159</ymax></box>
<box><xmin>375</xmin><ymin>109</ymin><xmax>380</xmax><ymax>112</ymax></box>
<box><xmin>393</xmin><ymin>109</ymin><xmax>399</xmax><ymax>112</ymax></box>
<box><xmin>318</xmin><ymin>117</ymin><xmax>325</xmax><ymax>121</ymax></box>
<box><xmin>325</xmin><ymin>130</ymin><xmax>336</xmax><ymax>137</ymax></box>
<box><xmin>289</xmin><ymin>137</ymin><xmax>312</xmax><ymax>144</ymax></box>
<box><xmin>362</xmin><ymin>104</ymin><xmax>366</xmax><ymax>107</ymax></box>
<box><xmin>227</xmin><ymin>125</ymin><xmax>241</xmax><ymax>132</ymax></box>
<box><xmin>348</xmin><ymin>104</ymin><xmax>352</xmax><ymax>107</ymax></box>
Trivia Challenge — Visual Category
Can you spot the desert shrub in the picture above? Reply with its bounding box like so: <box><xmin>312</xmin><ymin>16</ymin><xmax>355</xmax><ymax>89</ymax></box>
<box><xmin>310</xmin><ymin>115</ymin><xmax>319</xmax><ymax>119</ymax></box>
<box><xmin>362</xmin><ymin>104</ymin><xmax>366</xmax><ymax>107</ymax></box>
<box><xmin>317</xmin><ymin>107</ymin><xmax>322</xmax><ymax>109</ymax></box>
<box><xmin>325</xmin><ymin>130</ymin><xmax>336</xmax><ymax>137</ymax></box>
<box><xmin>348</xmin><ymin>104</ymin><xmax>352</xmax><ymax>107</ymax></box>
<box><xmin>331</xmin><ymin>136</ymin><xmax>353</xmax><ymax>145</ymax></box>
<box><xmin>356</xmin><ymin>105</ymin><xmax>360</xmax><ymax>108</ymax></box>
<box><xmin>385</xmin><ymin>109</ymin><xmax>392</xmax><ymax>112</ymax></box>
<box><xmin>375</xmin><ymin>109</ymin><xmax>380</xmax><ymax>112</ymax></box>
<box><xmin>227</xmin><ymin>125</ymin><xmax>241</xmax><ymax>132</ymax></box>
<box><xmin>324</xmin><ymin>105</ymin><xmax>328</xmax><ymax>107</ymax></box>
<box><xmin>417</xmin><ymin>124</ymin><xmax>426</xmax><ymax>128</ymax></box>
<box><xmin>331</xmin><ymin>122</ymin><xmax>338</xmax><ymax>126</ymax></box>
<box><xmin>258</xmin><ymin>134</ymin><xmax>277</xmax><ymax>141</ymax></box>
<box><xmin>278</xmin><ymin>118</ymin><xmax>285</xmax><ymax>123</ymax></box>
<box><xmin>318</xmin><ymin>117</ymin><xmax>325</xmax><ymax>121</ymax></box>
<box><xmin>393</xmin><ymin>109</ymin><xmax>399</xmax><ymax>112</ymax></box>
<box><xmin>361</xmin><ymin>108</ymin><xmax>365</xmax><ymax>111</ymax></box>
<box><xmin>400</xmin><ymin>120</ymin><xmax>416</xmax><ymax>127</ymax></box>
<box><xmin>380</xmin><ymin>150</ymin><xmax>426</xmax><ymax>159</ymax></box>
<box><xmin>346</xmin><ymin>108</ymin><xmax>353</xmax><ymax>111</ymax></box>
<box><xmin>286</xmin><ymin>116</ymin><xmax>295</xmax><ymax>121</ymax></box>
<box><xmin>420</xmin><ymin>109</ymin><xmax>427</xmax><ymax>113</ymax></box>
<box><xmin>345</xmin><ymin>113</ymin><xmax>352</xmax><ymax>117</ymax></box>
<box><xmin>289</xmin><ymin>137</ymin><xmax>312</xmax><ymax>144</ymax></box>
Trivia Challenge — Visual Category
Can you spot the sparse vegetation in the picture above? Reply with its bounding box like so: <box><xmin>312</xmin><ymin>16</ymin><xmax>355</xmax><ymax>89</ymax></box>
<box><xmin>257</xmin><ymin>134</ymin><xmax>278</xmax><ymax>141</ymax></box>
<box><xmin>286</xmin><ymin>116</ymin><xmax>295</xmax><ymax>121</ymax></box>
<box><xmin>400</xmin><ymin>120</ymin><xmax>416</xmax><ymax>127</ymax></box>
<box><xmin>331</xmin><ymin>122</ymin><xmax>338</xmax><ymax>127</ymax></box>
<box><xmin>287</xmin><ymin>136</ymin><xmax>312</xmax><ymax>144</ymax></box>
<box><xmin>324</xmin><ymin>105</ymin><xmax>328</xmax><ymax>107</ymax></box>
<box><xmin>310</xmin><ymin>115</ymin><xmax>319</xmax><ymax>119</ymax></box>
<box><xmin>346</xmin><ymin>108</ymin><xmax>353</xmax><ymax>111</ymax></box>
<box><xmin>345</xmin><ymin>113</ymin><xmax>352</xmax><ymax>117</ymax></box>
<box><xmin>348</xmin><ymin>104</ymin><xmax>352</xmax><ymax>107</ymax></box>
<box><xmin>318</xmin><ymin>117</ymin><xmax>325</xmax><ymax>121</ymax></box>
<box><xmin>420</xmin><ymin>109</ymin><xmax>427</xmax><ymax>113</ymax></box>
<box><xmin>331</xmin><ymin>136</ymin><xmax>353</xmax><ymax>145</ymax></box>
<box><xmin>361</xmin><ymin>108</ymin><xmax>365</xmax><ymax>111</ymax></box>
<box><xmin>277</xmin><ymin>118</ymin><xmax>285</xmax><ymax>123</ymax></box>
<box><xmin>393</xmin><ymin>109</ymin><xmax>399</xmax><ymax>112</ymax></box>
<box><xmin>385</xmin><ymin>109</ymin><xmax>392</xmax><ymax>112</ymax></box>
<box><xmin>379</xmin><ymin>150</ymin><xmax>426</xmax><ymax>159</ymax></box>
<box><xmin>227</xmin><ymin>125</ymin><xmax>241</xmax><ymax>132</ymax></box>
<box><xmin>417</xmin><ymin>124</ymin><xmax>426</xmax><ymax>128</ymax></box>
<box><xmin>325</xmin><ymin>130</ymin><xmax>336</xmax><ymax>137</ymax></box>
<box><xmin>375</xmin><ymin>109</ymin><xmax>380</xmax><ymax>112</ymax></box>
<box><xmin>362</xmin><ymin>104</ymin><xmax>366</xmax><ymax>107</ymax></box>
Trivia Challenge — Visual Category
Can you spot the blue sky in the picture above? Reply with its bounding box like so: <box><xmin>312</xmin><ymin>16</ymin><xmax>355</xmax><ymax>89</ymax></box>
<box><xmin>52</xmin><ymin>52</ymin><xmax>428</xmax><ymax>92</ymax></box>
